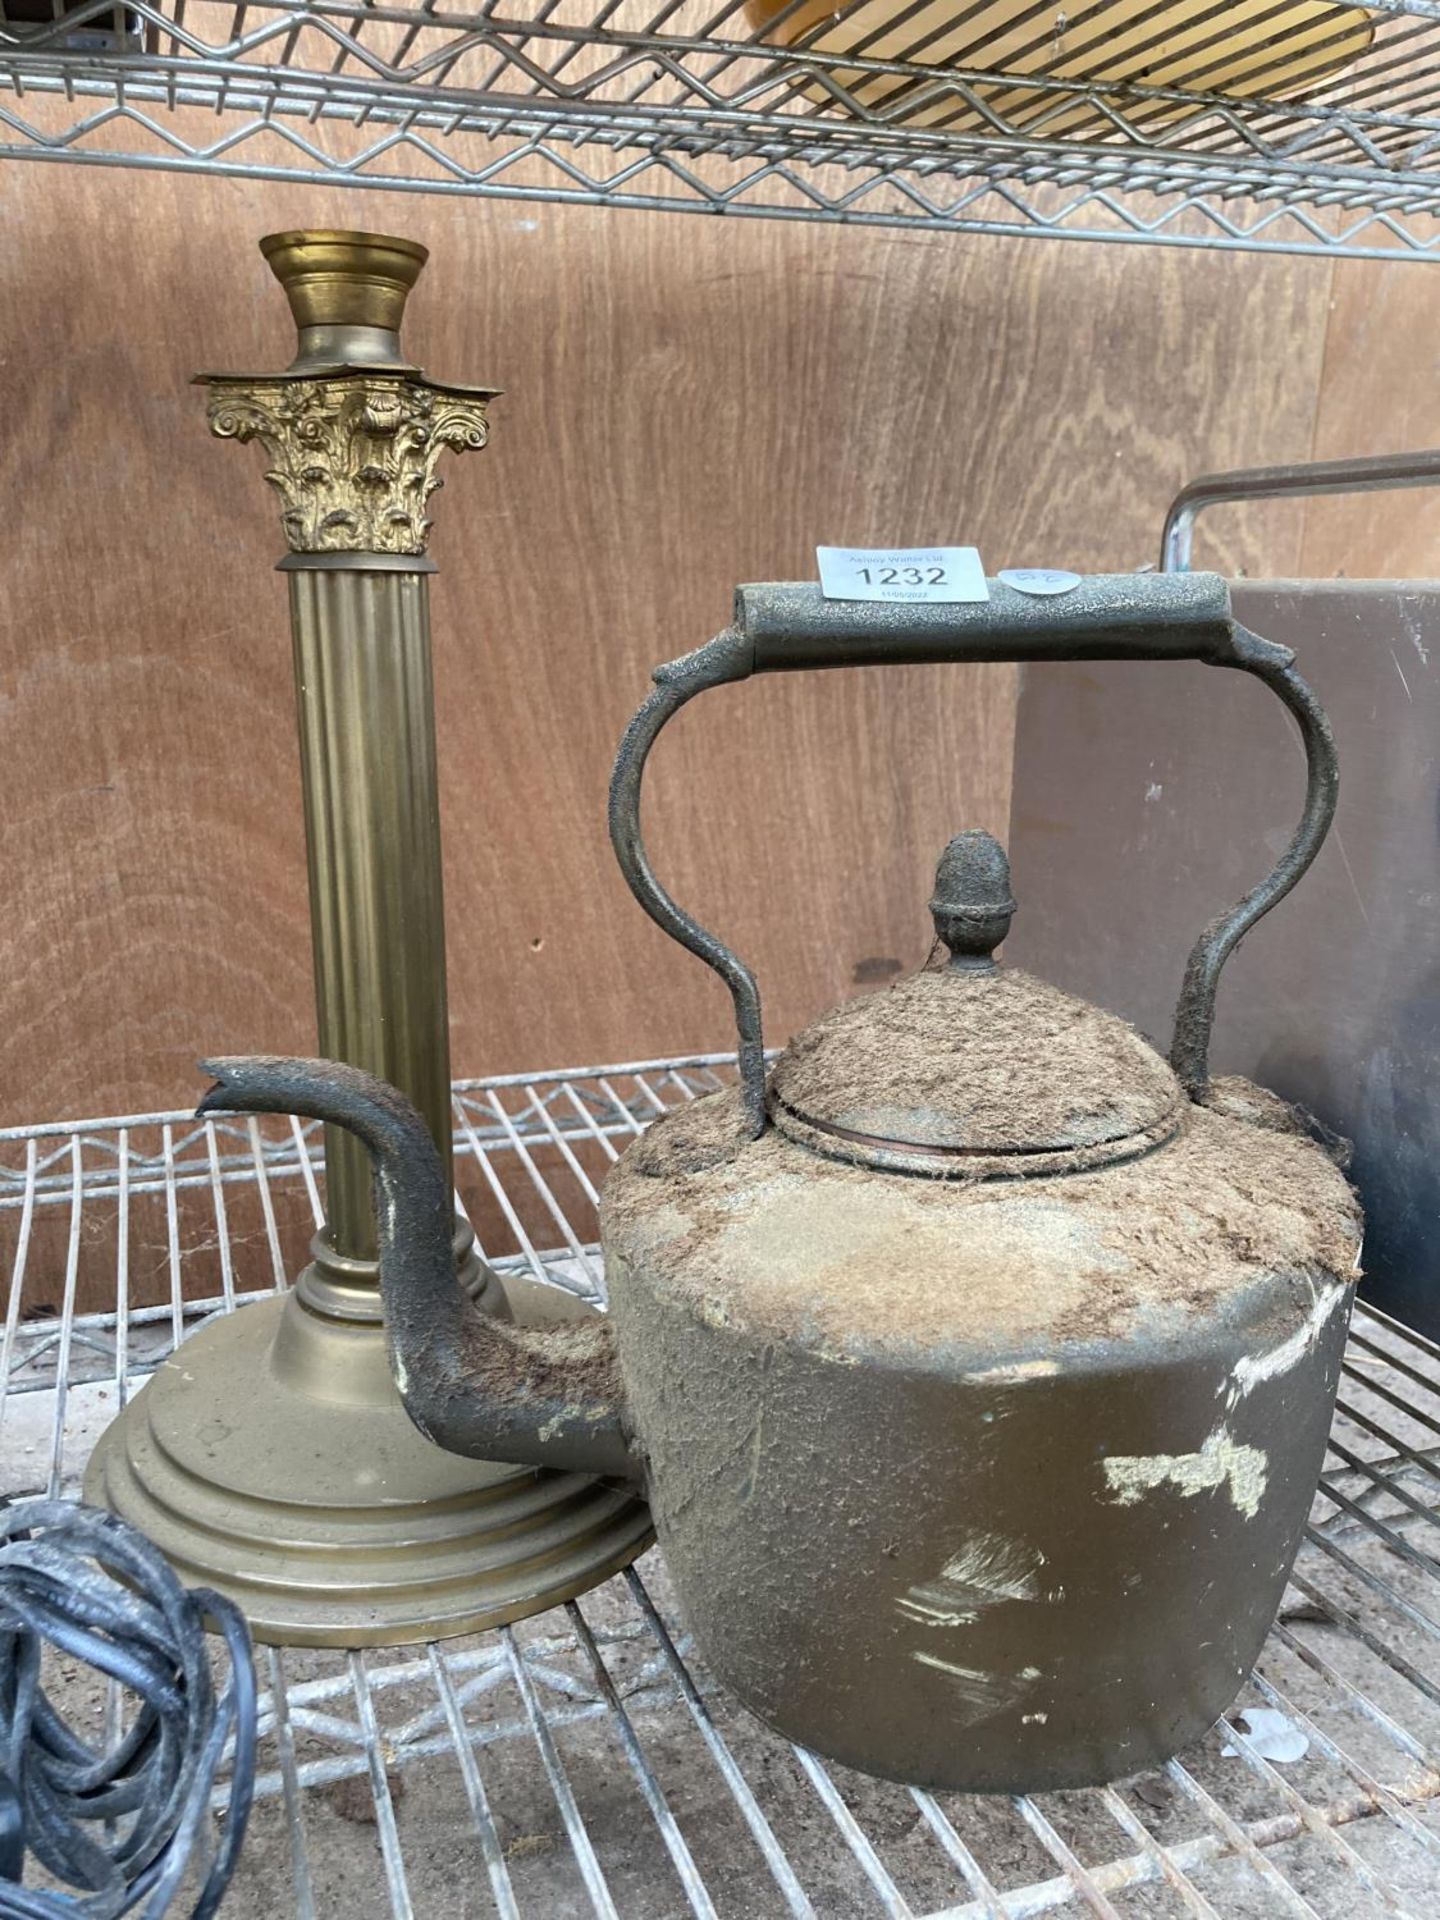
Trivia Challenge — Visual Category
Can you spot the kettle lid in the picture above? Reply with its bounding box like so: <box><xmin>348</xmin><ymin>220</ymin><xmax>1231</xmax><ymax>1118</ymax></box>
<box><xmin>768</xmin><ymin>832</ymin><xmax>1183</xmax><ymax>1180</ymax></box>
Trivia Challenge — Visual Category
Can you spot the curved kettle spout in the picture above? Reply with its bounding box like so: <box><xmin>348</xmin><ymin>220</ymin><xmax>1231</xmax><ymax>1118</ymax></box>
<box><xmin>197</xmin><ymin>1057</ymin><xmax>637</xmax><ymax>1482</ymax></box>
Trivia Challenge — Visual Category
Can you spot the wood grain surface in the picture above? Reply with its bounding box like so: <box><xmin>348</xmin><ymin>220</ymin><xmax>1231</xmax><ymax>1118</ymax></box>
<box><xmin>0</xmin><ymin>170</ymin><xmax>1337</xmax><ymax>1144</ymax></box>
<box><xmin>1297</xmin><ymin>260</ymin><xmax>1440</xmax><ymax>582</ymax></box>
<box><xmin>1155</xmin><ymin>257</ymin><xmax>1440</xmax><ymax>584</ymax></box>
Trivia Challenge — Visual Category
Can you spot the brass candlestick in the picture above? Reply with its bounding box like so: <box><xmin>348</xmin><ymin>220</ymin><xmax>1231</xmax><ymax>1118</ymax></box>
<box><xmin>85</xmin><ymin>231</ymin><xmax>650</xmax><ymax>1646</ymax></box>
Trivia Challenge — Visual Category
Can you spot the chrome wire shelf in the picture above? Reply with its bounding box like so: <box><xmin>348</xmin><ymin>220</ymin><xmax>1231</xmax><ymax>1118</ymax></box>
<box><xmin>6</xmin><ymin>0</ymin><xmax>1440</xmax><ymax>255</ymax></box>
<box><xmin>1</xmin><ymin>1051</ymin><xmax>1438</xmax><ymax>1917</ymax></box>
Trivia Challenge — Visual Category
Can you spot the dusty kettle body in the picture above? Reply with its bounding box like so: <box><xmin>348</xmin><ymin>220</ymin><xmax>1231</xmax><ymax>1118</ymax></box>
<box><xmin>600</xmin><ymin>858</ymin><xmax>1357</xmax><ymax>1791</ymax></box>
<box><xmin>206</xmin><ymin>574</ymin><xmax>1360</xmax><ymax>1794</ymax></box>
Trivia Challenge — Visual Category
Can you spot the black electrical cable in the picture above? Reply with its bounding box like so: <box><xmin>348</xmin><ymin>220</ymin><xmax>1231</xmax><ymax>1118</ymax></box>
<box><xmin>0</xmin><ymin>1501</ymin><xmax>257</xmax><ymax>1920</ymax></box>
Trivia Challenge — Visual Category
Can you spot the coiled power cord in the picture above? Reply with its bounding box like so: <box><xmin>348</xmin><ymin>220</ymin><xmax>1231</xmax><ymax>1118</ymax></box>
<box><xmin>0</xmin><ymin>1502</ymin><xmax>257</xmax><ymax>1918</ymax></box>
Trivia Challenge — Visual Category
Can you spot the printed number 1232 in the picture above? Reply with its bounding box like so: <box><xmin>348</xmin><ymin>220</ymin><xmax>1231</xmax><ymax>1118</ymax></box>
<box><xmin>858</xmin><ymin>565</ymin><xmax>946</xmax><ymax>587</ymax></box>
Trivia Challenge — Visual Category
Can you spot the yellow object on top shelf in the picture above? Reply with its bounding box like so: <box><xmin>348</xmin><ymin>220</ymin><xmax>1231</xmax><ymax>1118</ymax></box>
<box><xmin>743</xmin><ymin>0</ymin><xmax>1375</xmax><ymax>133</ymax></box>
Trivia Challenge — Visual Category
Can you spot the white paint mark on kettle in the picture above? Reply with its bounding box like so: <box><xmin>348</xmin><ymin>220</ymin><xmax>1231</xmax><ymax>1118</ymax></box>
<box><xmin>897</xmin><ymin>1531</ymin><xmax>1047</xmax><ymax>1627</ymax></box>
<box><xmin>910</xmin><ymin>1653</ymin><xmax>1022</xmax><ymax>1721</ymax></box>
<box><xmin>965</xmin><ymin>1358</ymin><xmax>1059</xmax><ymax>1386</ymax></box>
<box><xmin>1229</xmin><ymin>1278</ymin><xmax>1350</xmax><ymax>1399</ymax></box>
<box><xmin>1102</xmin><ymin>1427</ymin><xmax>1268</xmax><ymax>1519</ymax></box>
<box><xmin>1401</xmin><ymin>603</ymin><xmax>1431</xmax><ymax>665</ymax></box>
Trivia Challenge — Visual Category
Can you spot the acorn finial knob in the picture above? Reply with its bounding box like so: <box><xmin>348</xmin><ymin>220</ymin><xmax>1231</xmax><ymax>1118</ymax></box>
<box><xmin>930</xmin><ymin>831</ymin><xmax>1017</xmax><ymax>969</ymax></box>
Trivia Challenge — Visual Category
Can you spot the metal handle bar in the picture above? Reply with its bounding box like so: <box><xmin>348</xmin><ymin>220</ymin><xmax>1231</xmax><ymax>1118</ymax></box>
<box><xmin>608</xmin><ymin>573</ymin><xmax>1338</xmax><ymax>1138</ymax></box>
<box><xmin>1161</xmin><ymin>449</ymin><xmax>1440</xmax><ymax>574</ymax></box>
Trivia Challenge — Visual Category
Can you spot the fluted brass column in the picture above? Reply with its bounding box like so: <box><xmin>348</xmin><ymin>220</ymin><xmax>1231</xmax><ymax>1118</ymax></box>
<box><xmin>84</xmin><ymin>231</ymin><xmax>652</xmax><ymax>1645</ymax></box>
<box><xmin>291</xmin><ymin>568</ymin><xmax>452</xmax><ymax>1263</ymax></box>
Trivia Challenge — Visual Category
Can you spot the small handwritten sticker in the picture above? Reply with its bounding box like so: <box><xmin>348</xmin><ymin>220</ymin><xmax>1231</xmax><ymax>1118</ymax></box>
<box><xmin>996</xmin><ymin>568</ymin><xmax>1083</xmax><ymax>597</ymax></box>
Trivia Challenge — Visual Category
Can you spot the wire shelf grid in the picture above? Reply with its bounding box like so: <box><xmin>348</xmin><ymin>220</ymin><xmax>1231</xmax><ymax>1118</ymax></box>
<box><xmin>7</xmin><ymin>0</ymin><xmax>1440</xmax><ymax>253</ymax></box>
<box><xmin>0</xmin><ymin>1051</ymin><xmax>1438</xmax><ymax>1916</ymax></box>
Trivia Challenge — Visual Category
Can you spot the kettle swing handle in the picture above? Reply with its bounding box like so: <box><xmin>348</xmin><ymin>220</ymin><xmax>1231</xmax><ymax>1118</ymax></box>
<box><xmin>609</xmin><ymin>572</ymin><xmax>1339</xmax><ymax>1138</ymax></box>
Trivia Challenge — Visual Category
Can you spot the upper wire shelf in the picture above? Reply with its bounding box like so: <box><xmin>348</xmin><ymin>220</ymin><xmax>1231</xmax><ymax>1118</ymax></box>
<box><xmin>6</xmin><ymin>0</ymin><xmax>1440</xmax><ymax>256</ymax></box>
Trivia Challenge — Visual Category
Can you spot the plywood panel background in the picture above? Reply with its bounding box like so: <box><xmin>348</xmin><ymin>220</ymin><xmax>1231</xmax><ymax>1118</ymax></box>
<box><xmin>0</xmin><ymin>167</ymin><xmax>1336</xmax><ymax>1149</ymax></box>
<box><xmin>1157</xmin><ymin>258</ymin><xmax>1440</xmax><ymax>583</ymax></box>
<box><xmin>1298</xmin><ymin>261</ymin><xmax>1440</xmax><ymax>580</ymax></box>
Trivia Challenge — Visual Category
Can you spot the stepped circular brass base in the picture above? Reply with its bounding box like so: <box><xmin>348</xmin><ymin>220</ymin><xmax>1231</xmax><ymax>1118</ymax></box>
<box><xmin>84</xmin><ymin>1282</ymin><xmax>652</xmax><ymax>1647</ymax></box>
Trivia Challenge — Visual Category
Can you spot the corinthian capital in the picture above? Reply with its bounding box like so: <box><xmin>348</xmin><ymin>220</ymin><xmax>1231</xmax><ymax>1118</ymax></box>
<box><xmin>206</xmin><ymin>376</ymin><xmax>490</xmax><ymax>556</ymax></box>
